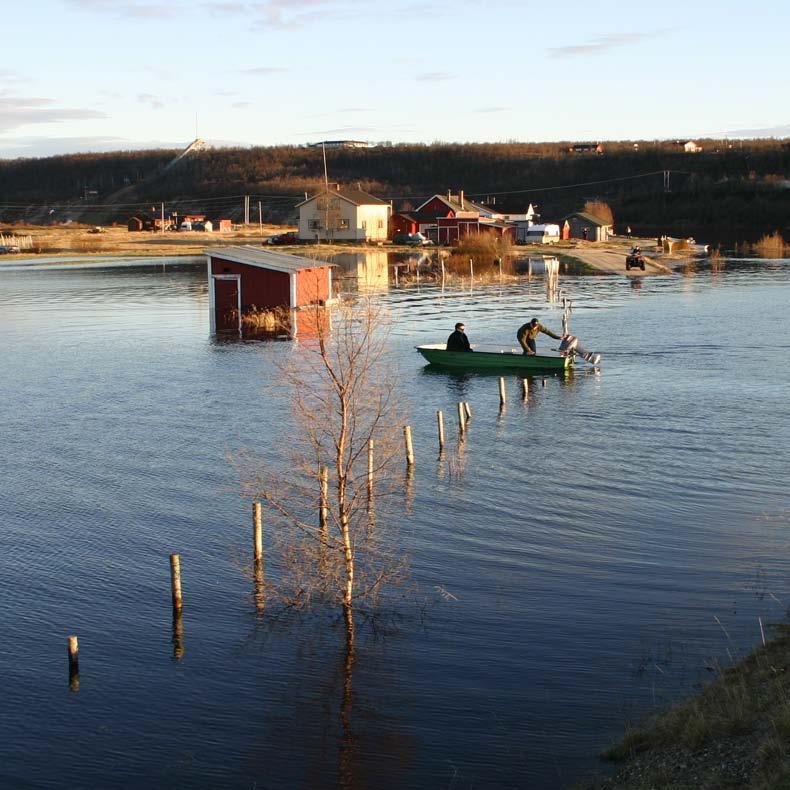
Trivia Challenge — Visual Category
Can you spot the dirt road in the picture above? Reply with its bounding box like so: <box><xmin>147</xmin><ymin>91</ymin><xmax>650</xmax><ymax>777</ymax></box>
<box><xmin>570</xmin><ymin>242</ymin><xmax>674</xmax><ymax>276</ymax></box>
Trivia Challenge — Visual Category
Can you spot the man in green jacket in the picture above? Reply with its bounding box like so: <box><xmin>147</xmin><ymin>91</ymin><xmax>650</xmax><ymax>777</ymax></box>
<box><xmin>517</xmin><ymin>318</ymin><xmax>561</xmax><ymax>355</ymax></box>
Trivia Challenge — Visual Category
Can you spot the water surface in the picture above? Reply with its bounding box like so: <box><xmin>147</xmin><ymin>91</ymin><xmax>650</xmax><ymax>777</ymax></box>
<box><xmin>1</xmin><ymin>257</ymin><xmax>789</xmax><ymax>789</ymax></box>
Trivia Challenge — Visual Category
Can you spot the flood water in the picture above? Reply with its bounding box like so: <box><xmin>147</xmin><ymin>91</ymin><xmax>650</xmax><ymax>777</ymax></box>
<box><xmin>1</xmin><ymin>255</ymin><xmax>789</xmax><ymax>789</ymax></box>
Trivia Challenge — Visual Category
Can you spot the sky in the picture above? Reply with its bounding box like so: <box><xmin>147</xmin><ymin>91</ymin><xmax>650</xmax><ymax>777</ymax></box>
<box><xmin>1</xmin><ymin>0</ymin><xmax>789</xmax><ymax>159</ymax></box>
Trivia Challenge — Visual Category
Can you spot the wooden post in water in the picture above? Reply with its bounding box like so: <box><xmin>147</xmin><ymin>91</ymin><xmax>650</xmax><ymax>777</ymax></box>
<box><xmin>499</xmin><ymin>377</ymin><xmax>506</xmax><ymax>407</ymax></box>
<box><xmin>319</xmin><ymin>465</ymin><xmax>329</xmax><ymax>540</ymax></box>
<box><xmin>437</xmin><ymin>410</ymin><xmax>445</xmax><ymax>450</ymax></box>
<box><xmin>541</xmin><ymin>377</ymin><xmax>546</xmax><ymax>388</ymax></box>
<box><xmin>404</xmin><ymin>426</ymin><xmax>414</xmax><ymax>467</ymax></box>
<box><xmin>457</xmin><ymin>402</ymin><xmax>466</xmax><ymax>435</ymax></box>
<box><xmin>469</xmin><ymin>258</ymin><xmax>474</xmax><ymax>282</ymax></box>
<box><xmin>464</xmin><ymin>402</ymin><xmax>472</xmax><ymax>421</ymax></box>
<box><xmin>252</xmin><ymin>501</ymin><xmax>263</xmax><ymax>564</ymax></box>
<box><xmin>169</xmin><ymin>553</ymin><xmax>183</xmax><ymax>612</ymax></box>
<box><xmin>522</xmin><ymin>379</ymin><xmax>529</xmax><ymax>399</ymax></box>
<box><xmin>394</xmin><ymin>265</ymin><xmax>399</xmax><ymax>287</ymax></box>
<box><xmin>67</xmin><ymin>635</ymin><xmax>79</xmax><ymax>690</ymax></box>
<box><xmin>440</xmin><ymin>258</ymin><xmax>445</xmax><ymax>288</ymax></box>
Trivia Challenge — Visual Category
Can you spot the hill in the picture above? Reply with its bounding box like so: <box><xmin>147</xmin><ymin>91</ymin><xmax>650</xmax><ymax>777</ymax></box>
<box><xmin>1</xmin><ymin>139</ymin><xmax>788</xmax><ymax>247</ymax></box>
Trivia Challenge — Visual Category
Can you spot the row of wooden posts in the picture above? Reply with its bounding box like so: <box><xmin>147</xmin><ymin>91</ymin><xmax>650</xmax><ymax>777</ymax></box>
<box><xmin>65</xmin><ymin>374</ymin><xmax>547</xmax><ymax>686</ymax></box>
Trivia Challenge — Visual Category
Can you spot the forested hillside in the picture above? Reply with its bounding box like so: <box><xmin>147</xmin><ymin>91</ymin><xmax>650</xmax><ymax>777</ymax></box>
<box><xmin>1</xmin><ymin>139</ymin><xmax>787</xmax><ymax>244</ymax></box>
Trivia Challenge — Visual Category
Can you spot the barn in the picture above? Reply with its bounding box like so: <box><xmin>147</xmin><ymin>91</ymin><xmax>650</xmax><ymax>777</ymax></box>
<box><xmin>206</xmin><ymin>246</ymin><xmax>333</xmax><ymax>337</ymax></box>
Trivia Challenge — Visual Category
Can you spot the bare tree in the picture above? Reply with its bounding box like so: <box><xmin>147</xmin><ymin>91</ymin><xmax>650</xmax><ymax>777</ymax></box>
<box><xmin>583</xmin><ymin>199</ymin><xmax>614</xmax><ymax>225</ymax></box>
<box><xmin>237</xmin><ymin>297</ymin><xmax>407</xmax><ymax>638</ymax></box>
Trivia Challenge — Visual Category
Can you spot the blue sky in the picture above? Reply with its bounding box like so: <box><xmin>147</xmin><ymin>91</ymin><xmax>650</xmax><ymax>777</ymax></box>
<box><xmin>1</xmin><ymin>0</ymin><xmax>788</xmax><ymax>159</ymax></box>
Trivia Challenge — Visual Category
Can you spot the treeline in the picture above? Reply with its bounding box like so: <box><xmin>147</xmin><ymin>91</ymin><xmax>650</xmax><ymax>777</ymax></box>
<box><xmin>0</xmin><ymin>139</ymin><xmax>788</xmax><ymax>244</ymax></box>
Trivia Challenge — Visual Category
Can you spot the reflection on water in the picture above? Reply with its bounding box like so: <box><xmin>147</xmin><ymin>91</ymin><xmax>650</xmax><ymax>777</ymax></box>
<box><xmin>1</xmin><ymin>257</ymin><xmax>789</xmax><ymax>789</ymax></box>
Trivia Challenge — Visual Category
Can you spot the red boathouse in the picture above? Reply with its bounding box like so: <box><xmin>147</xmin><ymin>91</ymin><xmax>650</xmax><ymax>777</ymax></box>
<box><xmin>207</xmin><ymin>246</ymin><xmax>333</xmax><ymax>336</ymax></box>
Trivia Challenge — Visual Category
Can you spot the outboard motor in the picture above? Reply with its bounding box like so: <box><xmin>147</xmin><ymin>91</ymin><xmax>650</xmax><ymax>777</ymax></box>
<box><xmin>559</xmin><ymin>334</ymin><xmax>601</xmax><ymax>366</ymax></box>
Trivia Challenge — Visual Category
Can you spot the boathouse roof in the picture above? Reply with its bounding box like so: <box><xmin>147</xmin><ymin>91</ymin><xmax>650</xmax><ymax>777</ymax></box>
<box><xmin>206</xmin><ymin>246</ymin><xmax>331</xmax><ymax>273</ymax></box>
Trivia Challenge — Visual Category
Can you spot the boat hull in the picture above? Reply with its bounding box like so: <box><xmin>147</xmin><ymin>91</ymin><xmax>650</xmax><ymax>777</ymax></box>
<box><xmin>416</xmin><ymin>345</ymin><xmax>572</xmax><ymax>371</ymax></box>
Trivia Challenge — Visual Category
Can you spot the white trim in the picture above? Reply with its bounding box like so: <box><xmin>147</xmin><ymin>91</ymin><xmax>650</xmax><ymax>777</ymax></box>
<box><xmin>290</xmin><ymin>272</ymin><xmax>297</xmax><ymax>308</ymax></box>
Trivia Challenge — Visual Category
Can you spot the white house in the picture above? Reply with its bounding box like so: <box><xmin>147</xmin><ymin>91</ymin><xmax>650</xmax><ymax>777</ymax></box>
<box><xmin>684</xmin><ymin>141</ymin><xmax>702</xmax><ymax>153</ymax></box>
<box><xmin>297</xmin><ymin>185</ymin><xmax>391</xmax><ymax>242</ymax></box>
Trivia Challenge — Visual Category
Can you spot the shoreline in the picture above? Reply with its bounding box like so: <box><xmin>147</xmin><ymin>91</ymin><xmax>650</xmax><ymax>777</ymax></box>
<box><xmin>0</xmin><ymin>226</ymin><xmax>693</xmax><ymax>276</ymax></box>
<box><xmin>579</xmin><ymin>626</ymin><xmax>790</xmax><ymax>789</ymax></box>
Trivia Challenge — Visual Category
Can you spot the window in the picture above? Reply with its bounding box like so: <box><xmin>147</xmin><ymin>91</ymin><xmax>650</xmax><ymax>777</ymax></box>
<box><xmin>377</xmin><ymin>219</ymin><xmax>384</xmax><ymax>229</ymax></box>
<box><xmin>308</xmin><ymin>219</ymin><xmax>322</xmax><ymax>230</ymax></box>
<box><xmin>362</xmin><ymin>220</ymin><xmax>367</xmax><ymax>230</ymax></box>
<box><xmin>339</xmin><ymin>219</ymin><xmax>350</xmax><ymax>230</ymax></box>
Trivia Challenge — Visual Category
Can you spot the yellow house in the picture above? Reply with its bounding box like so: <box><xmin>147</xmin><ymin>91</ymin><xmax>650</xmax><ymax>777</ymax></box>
<box><xmin>297</xmin><ymin>184</ymin><xmax>391</xmax><ymax>242</ymax></box>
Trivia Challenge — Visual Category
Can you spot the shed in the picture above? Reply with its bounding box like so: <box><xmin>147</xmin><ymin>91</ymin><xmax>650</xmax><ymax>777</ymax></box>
<box><xmin>128</xmin><ymin>216</ymin><xmax>144</xmax><ymax>232</ymax></box>
<box><xmin>562</xmin><ymin>212</ymin><xmax>612</xmax><ymax>242</ymax></box>
<box><xmin>207</xmin><ymin>246</ymin><xmax>333</xmax><ymax>336</ymax></box>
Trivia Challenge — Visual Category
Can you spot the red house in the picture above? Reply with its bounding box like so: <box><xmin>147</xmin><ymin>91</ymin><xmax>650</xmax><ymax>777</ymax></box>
<box><xmin>207</xmin><ymin>246</ymin><xmax>332</xmax><ymax>336</ymax></box>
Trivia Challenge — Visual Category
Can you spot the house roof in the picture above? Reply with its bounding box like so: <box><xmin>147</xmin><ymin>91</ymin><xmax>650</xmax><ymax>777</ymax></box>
<box><xmin>562</xmin><ymin>212</ymin><xmax>612</xmax><ymax>227</ymax></box>
<box><xmin>207</xmin><ymin>246</ymin><xmax>331</xmax><ymax>273</ymax></box>
<box><xmin>415</xmin><ymin>193</ymin><xmax>491</xmax><ymax>216</ymax></box>
<box><xmin>296</xmin><ymin>187</ymin><xmax>388</xmax><ymax>208</ymax></box>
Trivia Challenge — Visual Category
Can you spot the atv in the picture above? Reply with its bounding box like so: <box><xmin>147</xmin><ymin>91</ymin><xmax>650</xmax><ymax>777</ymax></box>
<box><xmin>625</xmin><ymin>250</ymin><xmax>646</xmax><ymax>271</ymax></box>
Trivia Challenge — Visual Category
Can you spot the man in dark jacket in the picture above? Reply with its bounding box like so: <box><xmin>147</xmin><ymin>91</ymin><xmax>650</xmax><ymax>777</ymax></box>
<box><xmin>446</xmin><ymin>322</ymin><xmax>472</xmax><ymax>352</ymax></box>
<box><xmin>517</xmin><ymin>318</ymin><xmax>561</xmax><ymax>355</ymax></box>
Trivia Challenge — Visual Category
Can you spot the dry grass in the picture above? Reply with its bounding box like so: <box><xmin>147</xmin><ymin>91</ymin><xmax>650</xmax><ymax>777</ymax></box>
<box><xmin>598</xmin><ymin>625</ymin><xmax>790</xmax><ymax>788</ymax></box>
<box><xmin>0</xmin><ymin>223</ymin><xmax>298</xmax><ymax>258</ymax></box>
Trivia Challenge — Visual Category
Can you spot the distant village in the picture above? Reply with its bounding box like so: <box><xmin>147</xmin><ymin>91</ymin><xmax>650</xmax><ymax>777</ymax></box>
<box><xmin>128</xmin><ymin>183</ymin><xmax>617</xmax><ymax>247</ymax></box>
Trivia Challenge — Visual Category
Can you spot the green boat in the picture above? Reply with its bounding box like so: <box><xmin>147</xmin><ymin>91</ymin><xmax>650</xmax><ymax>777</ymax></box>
<box><xmin>415</xmin><ymin>344</ymin><xmax>573</xmax><ymax>372</ymax></box>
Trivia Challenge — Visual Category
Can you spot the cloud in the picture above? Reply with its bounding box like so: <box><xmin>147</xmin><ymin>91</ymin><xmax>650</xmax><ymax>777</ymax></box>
<box><xmin>67</xmin><ymin>0</ymin><xmax>176</xmax><ymax>17</ymax></box>
<box><xmin>232</xmin><ymin>101</ymin><xmax>252</xmax><ymax>108</ymax></box>
<box><xmin>0</xmin><ymin>94</ymin><xmax>106</xmax><ymax>133</ymax></box>
<box><xmin>297</xmin><ymin>125</ymin><xmax>376</xmax><ymax>137</ymax></box>
<box><xmin>240</xmin><ymin>66</ymin><xmax>288</xmax><ymax>75</ymax></box>
<box><xmin>474</xmin><ymin>106</ymin><xmax>509</xmax><ymax>114</ymax></box>
<box><xmin>415</xmin><ymin>72</ymin><xmax>455</xmax><ymax>82</ymax></box>
<box><xmin>137</xmin><ymin>93</ymin><xmax>164</xmax><ymax>110</ymax></box>
<box><xmin>548</xmin><ymin>32</ymin><xmax>654</xmax><ymax>58</ymax></box>
<box><xmin>726</xmin><ymin>124</ymin><xmax>790</xmax><ymax>138</ymax></box>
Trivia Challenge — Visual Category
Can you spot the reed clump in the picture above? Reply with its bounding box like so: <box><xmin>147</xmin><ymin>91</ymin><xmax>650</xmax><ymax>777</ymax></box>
<box><xmin>752</xmin><ymin>231</ymin><xmax>786</xmax><ymax>258</ymax></box>
<box><xmin>241</xmin><ymin>305</ymin><xmax>291</xmax><ymax>334</ymax></box>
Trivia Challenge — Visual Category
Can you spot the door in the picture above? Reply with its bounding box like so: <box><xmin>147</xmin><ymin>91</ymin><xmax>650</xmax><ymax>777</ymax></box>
<box><xmin>214</xmin><ymin>276</ymin><xmax>240</xmax><ymax>333</ymax></box>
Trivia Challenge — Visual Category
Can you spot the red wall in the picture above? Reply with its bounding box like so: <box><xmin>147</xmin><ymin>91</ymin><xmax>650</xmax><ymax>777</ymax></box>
<box><xmin>295</xmin><ymin>267</ymin><xmax>331</xmax><ymax>305</ymax></box>
<box><xmin>211</xmin><ymin>256</ymin><xmax>290</xmax><ymax>310</ymax></box>
<box><xmin>419</xmin><ymin>197</ymin><xmax>455</xmax><ymax>218</ymax></box>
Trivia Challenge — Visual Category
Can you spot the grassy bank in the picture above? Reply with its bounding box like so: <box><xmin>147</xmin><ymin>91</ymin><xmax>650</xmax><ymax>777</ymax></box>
<box><xmin>582</xmin><ymin>625</ymin><xmax>790</xmax><ymax>789</ymax></box>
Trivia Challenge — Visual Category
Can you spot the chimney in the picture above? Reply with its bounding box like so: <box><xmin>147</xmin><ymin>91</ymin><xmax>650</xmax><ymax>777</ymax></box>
<box><xmin>447</xmin><ymin>189</ymin><xmax>451</xmax><ymax>201</ymax></box>
<box><xmin>460</xmin><ymin>190</ymin><xmax>465</xmax><ymax>209</ymax></box>
<box><xmin>335</xmin><ymin>183</ymin><xmax>341</xmax><ymax>191</ymax></box>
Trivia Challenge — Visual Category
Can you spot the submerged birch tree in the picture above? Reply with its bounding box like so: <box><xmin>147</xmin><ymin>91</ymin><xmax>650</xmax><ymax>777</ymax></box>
<box><xmin>238</xmin><ymin>297</ymin><xmax>407</xmax><ymax>637</ymax></box>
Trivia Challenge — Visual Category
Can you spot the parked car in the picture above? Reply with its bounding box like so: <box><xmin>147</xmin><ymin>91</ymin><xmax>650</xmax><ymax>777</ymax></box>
<box><xmin>179</xmin><ymin>222</ymin><xmax>193</xmax><ymax>232</ymax></box>
<box><xmin>0</xmin><ymin>244</ymin><xmax>20</xmax><ymax>254</ymax></box>
<box><xmin>266</xmin><ymin>231</ymin><xmax>298</xmax><ymax>245</ymax></box>
<box><xmin>405</xmin><ymin>232</ymin><xmax>433</xmax><ymax>247</ymax></box>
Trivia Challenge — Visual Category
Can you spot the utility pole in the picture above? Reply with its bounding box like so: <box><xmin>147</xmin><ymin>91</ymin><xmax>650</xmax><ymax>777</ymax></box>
<box><xmin>161</xmin><ymin>202</ymin><xmax>165</xmax><ymax>234</ymax></box>
<box><xmin>258</xmin><ymin>201</ymin><xmax>263</xmax><ymax>238</ymax></box>
<box><xmin>244</xmin><ymin>195</ymin><xmax>250</xmax><ymax>225</ymax></box>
